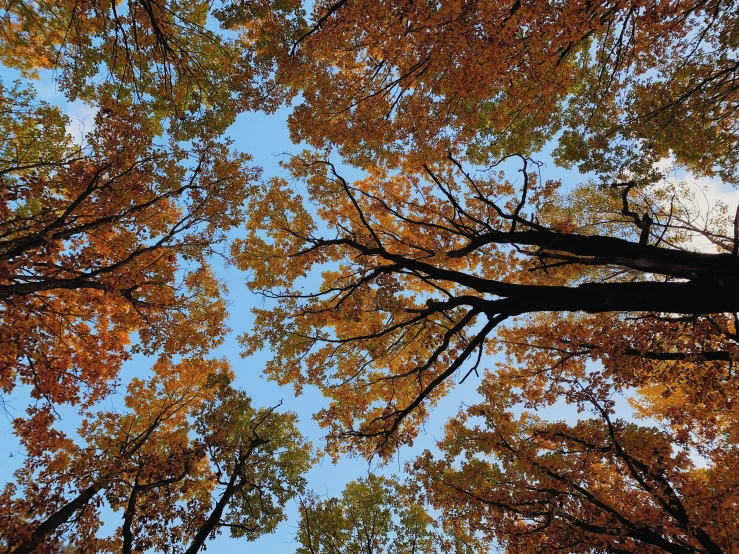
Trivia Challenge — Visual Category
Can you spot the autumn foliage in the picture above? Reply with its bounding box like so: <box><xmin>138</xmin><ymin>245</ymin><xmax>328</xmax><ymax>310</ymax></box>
<box><xmin>237</xmin><ymin>1</ymin><xmax>739</xmax><ymax>552</ymax></box>
<box><xmin>3</xmin><ymin>0</ymin><xmax>739</xmax><ymax>553</ymax></box>
<box><xmin>0</xmin><ymin>0</ymin><xmax>306</xmax><ymax>550</ymax></box>
<box><xmin>1</xmin><ymin>360</ymin><xmax>311</xmax><ymax>553</ymax></box>
<box><xmin>0</xmin><ymin>86</ymin><xmax>256</xmax><ymax>416</ymax></box>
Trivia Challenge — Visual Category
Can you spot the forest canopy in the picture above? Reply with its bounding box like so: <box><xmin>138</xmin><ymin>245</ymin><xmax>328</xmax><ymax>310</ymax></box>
<box><xmin>2</xmin><ymin>0</ymin><xmax>739</xmax><ymax>553</ymax></box>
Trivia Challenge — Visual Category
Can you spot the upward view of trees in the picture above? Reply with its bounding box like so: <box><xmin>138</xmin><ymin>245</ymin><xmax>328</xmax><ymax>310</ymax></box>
<box><xmin>1</xmin><ymin>0</ymin><xmax>739</xmax><ymax>552</ymax></box>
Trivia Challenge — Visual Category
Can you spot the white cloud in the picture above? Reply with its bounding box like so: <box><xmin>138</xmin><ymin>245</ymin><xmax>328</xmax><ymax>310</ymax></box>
<box><xmin>30</xmin><ymin>74</ymin><xmax>98</xmax><ymax>145</ymax></box>
<box><xmin>64</xmin><ymin>100</ymin><xmax>98</xmax><ymax>145</ymax></box>
<box><xmin>655</xmin><ymin>156</ymin><xmax>739</xmax><ymax>253</ymax></box>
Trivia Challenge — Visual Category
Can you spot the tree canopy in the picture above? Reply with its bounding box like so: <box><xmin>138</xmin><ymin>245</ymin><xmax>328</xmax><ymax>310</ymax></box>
<box><xmin>1</xmin><ymin>360</ymin><xmax>311</xmax><ymax>553</ymax></box>
<box><xmin>236</xmin><ymin>1</ymin><xmax>739</xmax><ymax>551</ymax></box>
<box><xmin>297</xmin><ymin>474</ymin><xmax>483</xmax><ymax>554</ymax></box>
<box><xmin>3</xmin><ymin>0</ymin><xmax>739</xmax><ymax>552</ymax></box>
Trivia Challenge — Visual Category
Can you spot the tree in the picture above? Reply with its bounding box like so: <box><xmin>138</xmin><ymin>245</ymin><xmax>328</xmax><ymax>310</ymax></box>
<box><xmin>238</xmin><ymin>163</ymin><xmax>739</xmax><ymax>554</ymax></box>
<box><xmin>413</xmin><ymin>368</ymin><xmax>738</xmax><ymax>553</ymax></box>
<box><xmin>233</xmin><ymin>1</ymin><xmax>739</xmax><ymax>551</ymax></box>
<box><xmin>0</xmin><ymin>0</ymin><xmax>312</xmax><ymax>422</ymax></box>
<box><xmin>0</xmin><ymin>0</ymin><xmax>297</xmax><ymax>136</ymax></box>
<box><xmin>297</xmin><ymin>475</ymin><xmax>481</xmax><ymax>554</ymax></box>
<box><xmin>0</xmin><ymin>0</ymin><xmax>321</xmax><ymax>420</ymax></box>
<box><xmin>0</xmin><ymin>358</ymin><xmax>312</xmax><ymax>554</ymax></box>
<box><xmin>0</xmin><ymin>1</ymin><xmax>314</xmax><ymax>552</ymax></box>
<box><xmin>262</xmin><ymin>0</ymin><xmax>739</xmax><ymax>182</ymax></box>
<box><xmin>236</xmin><ymin>152</ymin><xmax>739</xmax><ymax>456</ymax></box>
<box><xmin>0</xmin><ymin>82</ymin><xmax>256</xmax><ymax>416</ymax></box>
